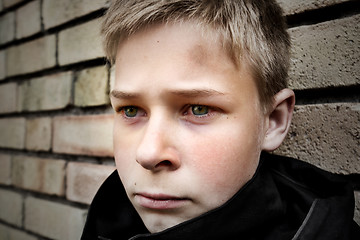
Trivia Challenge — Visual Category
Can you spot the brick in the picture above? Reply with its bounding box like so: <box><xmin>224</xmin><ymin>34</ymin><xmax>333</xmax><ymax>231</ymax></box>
<box><xmin>0</xmin><ymin>50</ymin><xmax>5</xmax><ymax>80</ymax></box>
<box><xmin>43</xmin><ymin>0</ymin><xmax>109</xmax><ymax>29</ymax></box>
<box><xmin>0</xmin><ymin>223</ymin><xmax>37</xmax><ymax>240</ymax></box>
<box><xmin>0</xmin><ymin>189</ymin><xmax>22</xmax><ymax>226</ymax></box>
<box><xmin>276</xmin><ymin>103</ymin><xmax>360</xmax><ymax>174</ymax></box>
<box><xmin>58</xmin><ymin>19</ymin><xmax>104</xmax><ymax>65</ymax></box>
<box><xmin>25</xmin><ymin>196</ymin><xmax>87</xmax><ymax>239</ymax></box>
<box><xmin>53</xmin><ymin>114</ymin><xmax>113</xmax><ymax>156</ymax></box>
<box><xmin>288</xmin><ymin>15</ymin><xmax>360</xmax><ymax>90</ymax></box>
<box><xmin>75</xmin><ymin>66</ymin><xmax>109</xmax><ymax>107</ymax></box>
<box><xmin>67</xmin><ymin>162</ymin><xmax>115</xmax><ymax>204</ymax></box>
<box><xmin>25</xmin><ymin>117</ymin><xmax>52</xmax><ymax>151</ymax></box>
<box><xmin>7</xmin><ymin>35</ymin><xmax>56</xmax><ymax>76</ymax></box>
<box><xmin>0</xmin><ymin>11</ymin><xmax>15</xmax><ymax>44</ymax></box>
<box><xmin>0</xmin><ymin>117</ymin><xmax>26</xmax><ymax>149</ymax></box>
<box><xmin>18</xmin><ymin>71</ymin><xmax>72</xmax><ymax>111</ymax></box>
<box><xmin>277</xmin><ymin>0</ymin><xmax>350</xmax><ymax>15</ymax></box>
<box><xmin>0</xmin><ymin>154</ymin><xmax>11</xmax><ymax>185</ymax></box>
<box><xmin>3</xmin><ymin>0</ymin><xmax>23</xmax><ymax>8</ymax></box>
<box><xmin>12</xmin><ymin>156</ymin><xmax>65</xmax><ymax>196</ymax></box>
<box><xmin>0</xmin><ymin>82</ymin><xmax>17</xmax><ymax>113</ymax></box>
<box><xmin>16</xmin><ymin>0</ymin><xmax>41</xmax><ymax>39</ymax></box>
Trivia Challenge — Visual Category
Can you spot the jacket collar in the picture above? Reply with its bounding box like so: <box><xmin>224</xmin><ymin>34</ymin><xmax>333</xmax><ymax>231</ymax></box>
<box><xmin>81</xmin><ymin>152</ymin><xmax>358</xmax><ymax>240</ymax></box>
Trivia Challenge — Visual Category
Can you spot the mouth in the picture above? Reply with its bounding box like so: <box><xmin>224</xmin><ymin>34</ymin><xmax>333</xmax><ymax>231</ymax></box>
<box><xmin>135</xmin><ymin>193</ymin><xmax>190</xmax><ymax>210</ymax></box>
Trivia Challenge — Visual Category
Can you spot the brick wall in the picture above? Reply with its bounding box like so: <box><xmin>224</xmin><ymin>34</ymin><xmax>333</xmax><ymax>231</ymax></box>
<box><xmin>0</xmin><ymin>0</ymin><xmax>358</xmax><ymax>238</ymax></box>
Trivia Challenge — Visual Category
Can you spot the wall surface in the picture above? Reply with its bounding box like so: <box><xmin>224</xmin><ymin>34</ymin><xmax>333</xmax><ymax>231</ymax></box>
<box><xmin>0</xmin><ymin>0</ymin><xmax>359</xmax><ymax>239</ymax></box>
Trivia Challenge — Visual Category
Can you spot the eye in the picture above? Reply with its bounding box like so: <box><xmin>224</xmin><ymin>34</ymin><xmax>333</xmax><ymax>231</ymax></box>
<box><xmin>117</xmin><ymin>106</ymin><xmax>146</xmax><ymax>120</ymax></box>
<box><xmin>183</xmin><ymin>104</ymin><xmax>217</xmax><ymax>121</ymax></box>
<box><xmin>123</xmin><ymin>106</ymin><xmax>138</xmax><ymax>118</ymax></box>
<box><xmin>191</xmin><ymin>105</ymin><xmax>209</xmax><ymax>116</ymax></box>
<box><xmin>181</xmin><ymin>104</ymin><xmax>223</xmax><ymax>124</ymax></box>
<box><xmin>181</xmin><ymin>104</ymin><xmax>219</xmax><ymax>124</ymax></box>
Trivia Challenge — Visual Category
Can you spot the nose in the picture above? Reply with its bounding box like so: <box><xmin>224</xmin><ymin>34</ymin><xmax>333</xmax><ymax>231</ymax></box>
<box><xmin>136</xmin><ymin>115</ymin><xmax>180</xmax><ymax>171</ymax></box>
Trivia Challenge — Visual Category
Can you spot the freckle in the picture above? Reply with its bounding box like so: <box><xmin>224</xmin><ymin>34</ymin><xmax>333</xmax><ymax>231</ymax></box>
<box><xmin>134</xmin><ymin>182</ymin><xmax>137</xmax><ymax>186</ymax></box>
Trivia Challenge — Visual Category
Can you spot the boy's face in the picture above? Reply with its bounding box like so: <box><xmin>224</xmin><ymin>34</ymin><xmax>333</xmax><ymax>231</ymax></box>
<box><xmin>111</xmin><ymin>22</ymin><xmax>267</xmax><ymax>233</ymax></box>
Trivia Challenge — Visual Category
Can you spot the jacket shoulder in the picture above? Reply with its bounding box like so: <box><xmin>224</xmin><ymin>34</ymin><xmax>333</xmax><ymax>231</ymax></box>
<box><xmin>262</xmin><ymin>152</ymin><xmax>360</xmax><ymax>239</ymax></box>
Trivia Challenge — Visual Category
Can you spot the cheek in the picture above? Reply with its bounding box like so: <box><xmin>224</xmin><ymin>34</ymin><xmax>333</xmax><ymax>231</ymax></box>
<box><xmin>113</xmin><ymin>121</ymin><xmax>139</xmax><ymax>155</ymax></box>
<box><xmin>185</xmin><ymin>123</ymin><xmax>262</xmax><ymax>194</ymax></box>
<box><xmin>113</xmin><ymin>124</ymin><xmax>137</xmax><ymax>174</ymax></box>
<box><xmin>192</xmin><ymin>145</ymin><xmax>251</xmax><ymax>186</ymax></box>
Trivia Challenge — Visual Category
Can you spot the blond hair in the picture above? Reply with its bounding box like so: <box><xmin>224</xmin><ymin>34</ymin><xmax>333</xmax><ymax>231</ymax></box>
<box><xmin>101</xmin><ymin>0</ymin><xmax>290</xmax><ymax>112</ymax></box>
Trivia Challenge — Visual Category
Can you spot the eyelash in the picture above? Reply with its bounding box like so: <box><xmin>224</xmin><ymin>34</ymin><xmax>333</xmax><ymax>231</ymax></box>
<box><xmin>117</xmin><ymin>106</ymin><xmax>146</xmax><ymax>119</ymax></box>
<box><xmin>183</xmin><ymin>104</ymin><xmax>212</xmax><ymax>118</ymax></box>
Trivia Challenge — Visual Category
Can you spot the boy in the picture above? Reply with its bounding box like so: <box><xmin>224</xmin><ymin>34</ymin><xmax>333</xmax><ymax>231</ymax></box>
<box><xmin>82</xmin><ymin>0</ymin><xmax>360</xmax><ymax>239</ymax></box>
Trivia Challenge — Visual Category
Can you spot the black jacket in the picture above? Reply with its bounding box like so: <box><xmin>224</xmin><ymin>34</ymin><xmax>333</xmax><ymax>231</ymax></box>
<box><xmin>81</xmin><ymin>153</ymin><xmax>360</xmax><ymax>239</ymax></box>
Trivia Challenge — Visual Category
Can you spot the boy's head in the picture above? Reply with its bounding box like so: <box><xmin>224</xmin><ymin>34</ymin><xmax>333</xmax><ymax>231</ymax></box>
<box><xmin>105</xmin><ymin>0</ymin><xmax>295</xmax><ymax>233</ymax></box>
<box><xmin>103</xmin><ymin>0</ymin><xmax>291</xmax><ymax>113</ymax></box>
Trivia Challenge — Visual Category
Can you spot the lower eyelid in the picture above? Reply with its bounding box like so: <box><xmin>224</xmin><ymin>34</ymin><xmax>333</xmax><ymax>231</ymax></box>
<box><xmin>192</xmin><ymin>111</ymin><xmax>214</xmax><ymax>118</ymax></box>
<box><xmin>184</xmin><ymin>108</ymin><xmax>218</xmax><ymax>122</ymax></box>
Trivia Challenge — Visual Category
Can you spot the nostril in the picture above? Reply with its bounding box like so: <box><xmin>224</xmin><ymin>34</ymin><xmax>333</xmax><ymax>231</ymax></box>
<box><xmin>155</xmin><ymin>160</ymin><xmax>172</xmax><ymax>168</ymax></box>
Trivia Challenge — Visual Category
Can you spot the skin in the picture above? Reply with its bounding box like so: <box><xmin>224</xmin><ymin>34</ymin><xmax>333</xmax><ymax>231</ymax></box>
<box><xmin>110</xmin><ymin>21</ymin><xmax>295</xmax><ymax>233</ymax></box>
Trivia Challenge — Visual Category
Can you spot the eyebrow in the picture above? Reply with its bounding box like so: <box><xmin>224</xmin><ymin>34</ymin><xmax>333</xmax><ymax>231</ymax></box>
<box><xmin>168</xmin><ymin>89</ymin><xmax>225</xmax><ymax>98</ymax></box>
<box><xmin>110</xmin><ymin>89</ymin><xmax>225</xmax><ymax>99</ymax></box>
<box><xmin>110</xmin><ymin>90</ymin><xmax>140</xmax><ymax>99</ymax></box>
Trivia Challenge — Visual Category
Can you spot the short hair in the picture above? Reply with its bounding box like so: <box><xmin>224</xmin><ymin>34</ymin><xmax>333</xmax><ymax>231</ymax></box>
<box><xmin>101</xmin><ymin>0</ymin><xmax>290</xmax><ymax>112</ymax></box>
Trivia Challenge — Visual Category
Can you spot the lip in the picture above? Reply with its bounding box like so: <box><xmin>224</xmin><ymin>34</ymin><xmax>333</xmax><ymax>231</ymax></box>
<box><xmin>135</xmin><ymin>193</ymin><xmax>190</xmax><ymax>210</ymax></box>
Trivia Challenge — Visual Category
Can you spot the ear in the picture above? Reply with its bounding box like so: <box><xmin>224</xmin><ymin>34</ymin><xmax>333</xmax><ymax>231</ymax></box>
<box><xmin>262</xmin><ymin>88</ymin><xmax>295</xmax><ymax>151</ymax></box>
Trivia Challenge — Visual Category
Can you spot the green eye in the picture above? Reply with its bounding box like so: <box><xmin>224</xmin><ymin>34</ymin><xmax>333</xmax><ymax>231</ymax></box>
<box><xmin>123</xmin><ymin>106</ymin><xmax>138</xmax><ymax>117</ymax></box>
<box><xmin>191</xmin><ymin>105</ymin><xmax>209</xmax><ymax>116</ymax></box>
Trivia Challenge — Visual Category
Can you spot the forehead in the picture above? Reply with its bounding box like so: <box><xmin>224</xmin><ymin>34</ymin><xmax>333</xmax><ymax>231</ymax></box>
<box><xmin>113</xmin><ymin>21</ymin><xmax>257</xmax><ymax>102</ymax></box>
<box><xmin>117</xmin><ymin>22</ymin><xmax>233</xmax><ymax>67</ymax></box>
